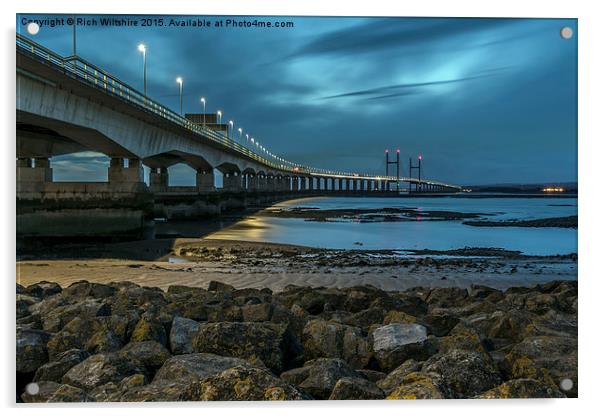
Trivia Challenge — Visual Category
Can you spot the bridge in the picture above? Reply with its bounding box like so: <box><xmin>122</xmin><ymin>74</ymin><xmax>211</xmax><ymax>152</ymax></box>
<box><xmin>16</xmin><ymin>34</ymin><xmax>462</xmax><ymax>239</ymax></box>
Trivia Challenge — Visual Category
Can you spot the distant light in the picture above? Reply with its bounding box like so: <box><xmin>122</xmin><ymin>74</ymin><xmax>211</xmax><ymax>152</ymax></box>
<box><xmin>176</xmin><ymin>77</ymin><xmax>183</xmax><ymax>84</ymax></box>
<box><xmin>138</xmin><ymin>43</ymin><xmax>146</xmax><ymax>52</ymax></box>
<box><xmin>418</xmin><ymin>154</ymin><xmax>422</xmax><ymax>160</ymax></box>
<box><xmin>200</xmin><ymin>97</ymin><xmax>205</xmax><ymax>103</ymax></box>
<box><xmin>385</xmin><ymin>149</ymin><xmax>388</xmax><ymax>153</ymax></box>
<box><xmin>396</xmin><ymin>149</ymin><xmax>400</xmax><ymax>153</ymax></box>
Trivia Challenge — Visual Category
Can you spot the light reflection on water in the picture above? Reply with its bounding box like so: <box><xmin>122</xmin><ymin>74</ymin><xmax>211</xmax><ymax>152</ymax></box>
<box><xmin>205</xmin><ymin>196</ymin><xmax>577</xmax><ymax>256</ymax></box>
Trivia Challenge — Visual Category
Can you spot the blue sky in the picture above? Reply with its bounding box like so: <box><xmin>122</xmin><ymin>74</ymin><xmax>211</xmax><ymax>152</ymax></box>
<box><xmin>17</xmin><ymin>15</ymin><xmax>577</xmax><ymax>185</ymax></box>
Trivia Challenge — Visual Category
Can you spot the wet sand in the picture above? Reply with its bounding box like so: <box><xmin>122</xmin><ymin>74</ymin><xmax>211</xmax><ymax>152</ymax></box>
<box><xmin>16</xmin><ymin>239</ymin><xmax>577</xmax><ymax>292</ymax></box>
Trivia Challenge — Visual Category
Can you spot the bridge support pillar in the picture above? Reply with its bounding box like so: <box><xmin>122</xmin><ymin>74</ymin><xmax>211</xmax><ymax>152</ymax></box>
<box><xmin>358</xmin><ymin>180</ymin><xmax>364</xmax><ymax>192</ymax></box>
<box><xmin>338</xmin><ymin>178</ymin><xmax>344</xmax><ymax>192</ymax></box>
<box><xmin>150</xmin><ymin>167</ymin><xmax>169</xmax><ymax>192</ymax></box>
<box><xmin>17</xmin><ymin>157</ymin><xmax>53</xmax><ymax>189</ymax></box>
<box><xmin>292</xmin><ymin>176</ymin><xmax>299</xmax><ymax>191</ymax></box>
<box><xmin>223</xmin><ymin>172</ymin><xmax>242</xmax><ymax>192</ymax></box>
<box><xmin>266</xmin><ymin>175</ymin><xmax>276</xmax><ymax>191</ymax></box>
<box><xmin>308</xmin><ymin>177</ymin><xmax>314</xmax><ymax>192</ymax></box>
<box><xmin>196</xmin><ymin>170</ymin><xmax>215</xmax><ymax>193</ymax></box>
<box><xmin>247</xmin><ymin>175</ymin><xmax>258</xmax><ymax>191</ymax></box>
<box><xmin>108</xmin><ymin>157</ymin><xmax>143</xmax><ymax>184</ymax></box>
<box><xmin>367</xmin><ymin>180</ymin><xmax>373</xmax><ymax>192</ymax></box>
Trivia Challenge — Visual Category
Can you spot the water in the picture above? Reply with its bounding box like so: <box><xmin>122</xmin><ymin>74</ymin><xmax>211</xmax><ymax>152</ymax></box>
<box><xmin>205</xmin><ymin>196</ymin><xmax>577</xmax><ymax>256</ymax></box>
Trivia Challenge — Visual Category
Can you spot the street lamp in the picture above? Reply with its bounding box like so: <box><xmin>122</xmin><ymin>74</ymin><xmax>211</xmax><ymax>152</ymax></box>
<box><xmin>200</xmin><ymin>97</ymin><xmax>206</xmax><ymax>126</ymax></box>
<box><xmin>238</xmin><ymin>127</ymin><xmax>243</xmax><ymax>141</ymax></box>
<box><xmin>228</xmin><ymin>120</ymin><xmax>234</xmax><ymax>138</ymax></box>
<box><xmin>138</xmin><ymin>44</ymin><xmax>147</xmax><ymax>96</ymax></box>
<box><xmin>217</xmin><ymin>110</ymin><xmax>222</xmax><ymax>124</ymax></box>
<box><xmin>176</xmin><ymin>77</ymin><xmax>183</xmax><ymax>115</ymax></box>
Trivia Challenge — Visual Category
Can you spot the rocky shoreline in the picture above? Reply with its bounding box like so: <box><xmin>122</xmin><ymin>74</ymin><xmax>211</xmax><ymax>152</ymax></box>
<box><xmin>17</xmin><ymin>279</ymin><xmax>577</xmax><ymax>401</ymax></box>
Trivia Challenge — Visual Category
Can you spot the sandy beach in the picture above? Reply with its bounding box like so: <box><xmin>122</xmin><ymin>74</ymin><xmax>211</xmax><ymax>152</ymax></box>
<box><xmin>16</xmin><ymin>238</ymin><xmax>577</xmax><ymax>292</ymax></box>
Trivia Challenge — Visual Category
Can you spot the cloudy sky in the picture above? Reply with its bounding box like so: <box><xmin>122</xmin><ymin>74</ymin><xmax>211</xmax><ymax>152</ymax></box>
<box><xmin>17</xmin><ymin>15</ymin><xmax>577</xmax><ymax>185</ymax></box>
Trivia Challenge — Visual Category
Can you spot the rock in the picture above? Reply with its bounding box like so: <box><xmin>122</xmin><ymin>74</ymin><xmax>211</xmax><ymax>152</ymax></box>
<box><xmin>422</xmin><ymin>349</ymin><xmax>502</xmax><ymax>398</ymax></box>
<box><xmin>438</xmin><ymin>324</ymin><xmax>487</xmax><ymax>355</ymax></box>
<box><xmin>41</xmin><ymin>299</ymin><xmax>111</xmax><ymax>332</ymax></box>
<box><xmin>62</xmin><ymin>353</ymin><xmax>144</xmax><ymax>391</ymax></box>
<box><xmin>420</xmin><ymin>309</ymin><xmax>460</xmax><ymax>336</ymax></box>
<box><xmin>169</xmin><ymin>316</ymin><xmax>201</xmax><ymax>355</ymax></box>
<box><xmin>110</xmin><ymin>285</ymin><xmax>168</xmax><ymax>315</ymax></box>
<box><xmin>208</xmin><ymin>280</ymin><xmax>235</xmax><ymax>292</ymax></box>
<box><xmin>85</xmin><ymin>328</ymin><xmax>123</xmax><ymax>354</ymax></box>
<box><xmin>358</xmin><ymin>369</ymin><xmax>386</xmax><ymax>383</ymax></box>
<box><xmin>372</xmin><ymin>324</ymin><xmax>435</xmax><ymax>372</ymax></box>
<box><xmin>376</xmin><ymin>359</ymin><xmax>422</xmax><ymax>394</ymax></box>
<box><xmin>16</xmin><ymin>327</ymin><xmax>50</xmax><ymax>373</ymax></box>
<box><xmin>17</xmin><ymin>283</ymin><xmax>25</xmax><ymax>294</ymax></box>
<box><xmin>182</xmin><ymin>365</ymin><xmax>309</xmax><ymax>400</ymax></box>
<box><xmin>329</xmin><ymin>376</ymin><xmax>385</xmax><ymax>400</ymax></box>
<box><xmin>119</xmin><ymin>341</ymin><xmax>171</xmax><ymax>369</ymax></box>
<box><xmin>386</xmin><ymin>372</ymin><xmax>452</xmax><ymax>399</ymax></box>
<box><xmin>119</xmin><ymin>380</ymin><xmax>187</xmax><ymax>402</ymax></box>
<box><xmin>302</xmin><ymin>319</ymin><xmax>371</xmax><ymax>369</ymax></box>
<box><xmin>383</xmin><ymin>310</ymin><xmax>417</xmax><ymax>325</ymax></box>
<box><xmin>469</xmin><ymin>284</ymin><xmax>503</xmax><ymax>302</ymax></box>
<box><xmin>344</xmin><ymin>286</ymin><xmax>389</xmax><ymax>313</ymax></box>
<box><xmin>153</xmin><ymin>353</ymin><xmax>253</xmax><ymax>385</ymax></box>
<box><xmin>25</xmin><ymin>281</ymin><xmax>62</xmax><ymax>299</ymax></box>
<box><xmin>47</xmin><ymin>384</ymin><xmax>92</xmax><ymax>402</ymax></box>
<box><xmin>478</xmin><ymin>378</ymin><xmax>565</xmax><ymax>398</ymax></box>
<box><xmin>342</xmin><ymin>307</ymin><xmax>385</xmax><ymax>328</ymax></box>
<box><xmin>192</xmin><ymin>322</ymin><xmax>301</xmax><ymax>374</ymax></box>
<box><xmin>504</xmin><ymin>335</ymin><xmax>577</xmax><ymax>397</ymax></box>
<box><xmin>242</xmin><ymin>302</ymin><xmax>273</xmax><ymax>322</ymax></box>
<box><xmin>130</xmin><ymin>314</ymin><xmax>167</xmax><ymax>346</ymax></box>
<box><xmin>63</xmin><ymin>281</ymin><xmax>115</xmax><ymax>300</ymax></box>
<box><xmin>425</xmin><ymin>287</ymin><xmax>468</xmax><ymax>309</ymax></box>
<box><xmin>34</xmin><ymin>349</ymin><xmax>90</xmax><ymax>382</ymax></box>
<box><xmin>280</xmin><ymin>358</ymin><xmax>359</xmax><ymax>399</ymax></box>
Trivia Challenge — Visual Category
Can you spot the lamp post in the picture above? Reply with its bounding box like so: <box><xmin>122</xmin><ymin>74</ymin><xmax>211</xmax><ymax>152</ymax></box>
<box><xmin>200</xmin><ymin>97</ymin><xmax>206</xmax><ymax>125</ymax></box>
<box><xmin>176</xmin><ymin>77</ymin><xmax>183</xmax><ymax>115</ymax></box>
<box><xmin>228</xmin><ymin>120</ymin><xmax>234</xmax><ymax>138</ymax></box>
<box><xmin>138</xmin><ymin>44</ymin><xmax>147</xmax><ymax>96</ymax></box>
<box><xmin>217</xmin><ymin>110</ymin><xmax>222</xmax><ymax>124</ymax></box>
<box><xmin>238</xmin><ymin>127</ymin><xmax>243</xmax><ymax>141</ymax></box>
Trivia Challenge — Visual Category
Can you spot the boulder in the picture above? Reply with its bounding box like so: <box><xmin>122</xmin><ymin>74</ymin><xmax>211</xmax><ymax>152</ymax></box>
<box><xmin>478</xmin><ymin>378</ymin><xmax>565</xmax><ymax>398</ymax></box>
<box><xmin>329</xmin><ymin>376</ymin><xmax>385</xmax><ymax>400</ymax></box>
<box><xmin>130</xmin><ymin>314</ymin><xmax>167</xmax><ymax>346</ymax></box>
<box><xmin>422</xmin><ymin>349</ymin><xmax>502</xmax><ymax>398</ymax></box>
<box><xmin>62</xmin><ymin>281</ymin><xmax>115</xmax><ymax>300</ymax></box>
<box><xmin>25</xmin><ymin>281</ymin><xmax>62</xmax><ymax>299</ymax></box>
<box><xmin>420</xmin><ymin>309</ymin><xmax>460</xmax><ymax>336</ymax></box>
<box><xmin>280</xmin><ymin>358</ymin><xmax>359</xmax><ymax>399</ymax></box>
<box><xmin>302</xmin><ymin>319</ymin><xmax>371</xmax><ymax>369</ymax></box>
<box><xmin>425</xmin><ymin>287</ymin><xmax>468</xmax><ymax>309</ymax></box>
<box><xmin>16</xmin><ymin>327</ymin><xmax>50</xmax><ymax>374</ymax></box>
<box><xmin>208</xmin><ymin>280</ymin><xmax>235</xmax><ymax>292</ymax></box>
<box><xmin>376</xmin><ymin>359</ymin><xmax>422</xmax><ymax>394</ymax></box>
<box><xmin>46</xmin><ymin>384</ymin><xmax>92</xmax><ymax>402</ymax></box>
<box><xmin>34</xmin><ymin>349</ymin><xmax>90</xmax><ymax>382</ymax></box>
<box><xmin>192</xmin><ymin>322</ymin><xmax>301</xmax><ymax>374</ymax></box>
<box><xmin>182</xmin><ymin>365</ymin><xmax>309</xmax><ymax>400</ymax></box>
<box><xmin>21</xmin><ymin>381</ymin><xmax>61</xmax><ymax>403</ymax></box>
<box><xmin>153</xmin><ymin>353</ymin><xmax>253</xmax><ymax>385</ymax></box>
<box><xmin>62</xmin><ymin>353</ymin><xmax>144</xmax><ymax>391</ymax></box>
<box><xmin>41</xmin><ymin>299</ymin><xmax>111</xmax><ymax>333</ymax></box>
<box><xmin>386</xmin><ymin>372</ymin><xmax>452</xmax><ymax>399</ymax></box>
<box><xmin>383</xmin><ymin>310</ymin><xmax>417</xmax><ymax>325</ymax></box>
<box><xmin>242</xmin><ymin>302</ymin><xmax>274</xmax><ymax>322</ymax></box>
<box><xmin>119</xmin><ymin>341</ymin><xmax>171</xmax><ymax>369</ymax></box>
<box><xmin>504</xmin><ymin>335</ymin><xmax>577</xmax><ymax>397</ymax></box>
<box><xmin>169</xmin><ymin>316</ymin><xmax>201</xmax><ymax>355</ymax></box>
<box><xmin>342</xmin><ymin>307</ymin><xmax>386</xmax><ymax>328</ymax></box>
<box><xmin>372</xmin><ymin>324</ymin><xmax>436</xmax><ymax>372</ymax></box>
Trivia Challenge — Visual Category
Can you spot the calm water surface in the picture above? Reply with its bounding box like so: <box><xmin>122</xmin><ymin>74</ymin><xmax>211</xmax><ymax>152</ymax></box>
<box><xmin>205</xmin><ymin>196</ymin><xmax>577</xmax><ymax>256</ymax></box>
